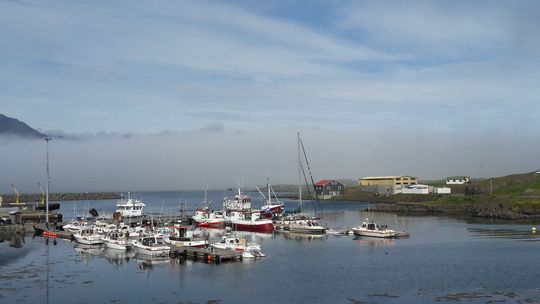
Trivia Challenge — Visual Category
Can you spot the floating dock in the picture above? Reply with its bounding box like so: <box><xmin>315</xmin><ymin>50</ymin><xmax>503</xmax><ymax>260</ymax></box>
<box><xmin>169</xmin><ymin>246</ymin><xmax>242</xmax><ymax>263</ymax></box>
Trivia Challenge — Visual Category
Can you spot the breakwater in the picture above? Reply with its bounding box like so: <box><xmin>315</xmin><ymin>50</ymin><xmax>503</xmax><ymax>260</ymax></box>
<box><xmin>1</xmin><ymin>192</ymin><xmax>121</xmax><ymax>204</ymax></box>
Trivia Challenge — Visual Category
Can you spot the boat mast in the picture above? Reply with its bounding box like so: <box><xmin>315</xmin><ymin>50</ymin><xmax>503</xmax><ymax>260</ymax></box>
<box><xmin>267</xmin><ymin>175</ymin><xmax>271</xmax><ymax>205</ymax></box>
<box><xmin>45</xmin><ymin>137</ymin><xmax>51</xmax><ymax>227</ymax></box>
<box><xmin>297</xmin><ymin>132</ymin><xmax>302</xmax><ymax>212</ymax></box>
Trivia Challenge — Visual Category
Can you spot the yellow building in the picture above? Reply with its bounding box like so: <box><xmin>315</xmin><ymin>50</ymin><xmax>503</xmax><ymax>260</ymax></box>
<box><xmin>358</xmin><ymin>176</ymin><xmax>418</xmax><ymax>187</ymax></box>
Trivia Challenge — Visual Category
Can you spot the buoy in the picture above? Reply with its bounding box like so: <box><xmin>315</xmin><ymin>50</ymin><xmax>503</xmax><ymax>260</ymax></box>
<box><xmin>532</xmin><ymin>226</ymin><xmax>537</xmax><ymax>233</ymax></box>
<box><xmin>207</xmin><ymin>255</ymin><xmax>212</xmax><ymax>261</ymax></box>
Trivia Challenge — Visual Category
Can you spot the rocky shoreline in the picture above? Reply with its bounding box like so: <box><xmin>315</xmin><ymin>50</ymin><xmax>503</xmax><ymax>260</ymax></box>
<box><xmin>370</xmin><ymin>201</ymin><xmax>540</xmax><ymax>220</ymax></box>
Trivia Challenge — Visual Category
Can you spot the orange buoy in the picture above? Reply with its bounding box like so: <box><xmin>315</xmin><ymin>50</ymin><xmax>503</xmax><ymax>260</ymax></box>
<box><xmin>207</xmin><ymin>255</ymin><xmax>212</xmax><ymax>261</ymax></box>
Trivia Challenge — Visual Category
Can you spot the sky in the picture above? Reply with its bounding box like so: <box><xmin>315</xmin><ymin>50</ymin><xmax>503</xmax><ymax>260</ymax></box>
<box><xmin>1</xmin><ymin>0</ymin><xmax>540</xmax><ymax>193</ymax></box>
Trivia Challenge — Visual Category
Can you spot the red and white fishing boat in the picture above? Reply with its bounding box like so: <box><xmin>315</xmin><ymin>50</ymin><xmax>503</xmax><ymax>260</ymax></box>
<box><xmin>257</xmin><ymin>177</ymin><xmax>284</xmax><ymax>218</ymax></box>
<box><xmin>193</xmin><ymin>187</ymin><xmax>227</xmax><ymax>228</ymax></box>
<box><xmin>228</xmin><ymin>210</ymin><xmax>274</xmax><ymax>233</ymax></box>
<box><xmin>193</xmin><ymin>209</ymin><xmax>226</xmax><ymax>228</ymax></box>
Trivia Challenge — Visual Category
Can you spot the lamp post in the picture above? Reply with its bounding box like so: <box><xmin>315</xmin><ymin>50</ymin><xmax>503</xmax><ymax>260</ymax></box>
<box><xmin>45</xmin><ymin>137</ymin><xmax>51</xmax><ymax>226</ymax></box>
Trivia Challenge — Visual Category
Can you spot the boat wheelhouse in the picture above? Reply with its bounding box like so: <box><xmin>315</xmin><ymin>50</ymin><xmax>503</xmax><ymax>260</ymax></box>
<box><xmin>116</xmin><ymin>192</ymin><xmax>146</xmax><ymax>218</ymax></box>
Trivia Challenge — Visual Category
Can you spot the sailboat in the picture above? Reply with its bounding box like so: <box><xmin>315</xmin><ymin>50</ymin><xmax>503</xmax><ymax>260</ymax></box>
<box><xmin>275</xmin><ymin>133</ymin><xmax>326</xmax><ymax>234</ymax></box>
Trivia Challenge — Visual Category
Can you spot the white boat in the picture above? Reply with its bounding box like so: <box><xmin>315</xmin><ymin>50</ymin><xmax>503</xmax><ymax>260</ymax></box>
<box><xmin>164</xmin><ymin>226</ymin><xmax>208</xmax><ymax>248</ymax></box>
<box><xmin>74</xmin><ymin>228</ymin><xmax>104</xmax><ymax>245</ymax></box>
<box><xmin>116</xmin><ymin>192</ymin><xmax>146</xmax><ymax>218</ymax></box>
<box><xmin>352</xmin><ymin>219</ymin><xmax>397</xmax><ymax>238</ymax></box>
<box><xmin>93</xmin><ymin>221</ymin><xmax>118</xmax><ymax>235</ymax></box>
<box><xmin>287</xmin><ymin>219</ymin><xmax>326</xmax><ymax>234</ymax></box>
<box><xmin>193</xmin><ymin>209</ymin><xmax>226</xmax><ymax>228</ymax></box>
<box><xmin>103</xmin><ymin>231</ymin><xmax>132</xmax><ymax>250</ymax></box>
<box><xmin>63</xmin><ymin>218</ymin><xmax>92</xmax><ymax>233</ymax></box>
<box><xmin>210</xmin><ymin>235</ymin><xmax>265</xmax><ymax>258</ymax></box>
<box><xmin>132</xmin><ymin>235</ymin><xmax>170</xmax><ymax>257</ymax></box>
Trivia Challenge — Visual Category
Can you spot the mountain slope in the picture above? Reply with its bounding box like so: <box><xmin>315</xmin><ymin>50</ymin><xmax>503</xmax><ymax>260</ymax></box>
<box><xmin>0</xmin><ymin>114</ymin><xmax>45</xmax><ymax>138</ymax></box>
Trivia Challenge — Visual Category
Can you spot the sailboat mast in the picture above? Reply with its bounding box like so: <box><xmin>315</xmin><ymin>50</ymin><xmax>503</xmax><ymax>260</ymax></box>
<box><xmin>297</xmin><ymin>132</ymin><xmax>302</xmax><ymax>210</ymax></box>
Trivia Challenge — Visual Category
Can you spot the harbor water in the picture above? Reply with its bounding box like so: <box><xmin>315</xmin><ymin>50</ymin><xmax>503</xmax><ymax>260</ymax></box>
<box><xmin>1</xmin><ymin>190</ymin><xmax>540</xmax><ymax>303</ymax></box>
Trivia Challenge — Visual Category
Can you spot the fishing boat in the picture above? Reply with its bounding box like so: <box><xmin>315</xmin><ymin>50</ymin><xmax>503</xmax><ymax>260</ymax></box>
<box><xmin>116</xmin><ymin>192</ymin><xmax>146</xmax><ymax>218</ymax></box>
<box><xmin>131</xmin><ymin>235</ymin><xmax>170</xmax><ymax>257</ymax></box>
<box><xmin>210</xmin><ymin>235</ymin><xmax>265</xmax><ymax>258</ymax></box>
<box><xmin>352</xmin><ymin>219</ymin><xmax>397</xmax><ymax>238</ymax></box>
<box><xmin>62</xmin><ymin>218</ymin><xmax>92</xmax><ymax>233</ymax></box>
<box><xmin>164</xmin><ymin>226</ymin><xmax>208</xmax><ymax>248</ymax></box>
<box><xmin>192</xmin><ymin>186</ymin><xmax>227</xmax><ymax>228</ymax></box>
<box><xmin>223</xmin><ymin>188</ymin><xmax>252</xmax><ymax>211</ymax></box>
<box><xmin>257</xmin><ymin>176</ymin><xmax>284</xmax><ymax>218</ymax></box>
<box><xmin>228</xmin><ymin>210</ymin><xmax>274</xmax><ymax>233</ymax></box>
<box><xmin>287</xmin><ymin>218</ymin><xmax>326</xmax><ymax>234</ymax></box>
<box><xmin>74</xmin><ymin>228</ymin><xmax>104</xmax><ymax>245</ymax></box>
<box><xmin>102</xmin><ymin>231</ymin><xmax>132</xmax><ymax>250</ymax></box>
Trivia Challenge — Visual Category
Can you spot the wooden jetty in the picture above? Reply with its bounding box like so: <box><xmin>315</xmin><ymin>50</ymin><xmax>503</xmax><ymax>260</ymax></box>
<box><xmin>169</xmin><ymin>246</ymin><xmax>242</xmax><ymax>263</ymax></box>
<box><xmin>31</xmin><ymin>223</ymin><xmax>74</xmax><ymax>240</ymax></box>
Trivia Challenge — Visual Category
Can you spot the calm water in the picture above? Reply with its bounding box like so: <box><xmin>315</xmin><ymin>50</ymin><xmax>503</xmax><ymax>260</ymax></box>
<box><xmin>1</xmin><ymin>191</ymin><xmax>540</xmax><ymax>303</ymax></box>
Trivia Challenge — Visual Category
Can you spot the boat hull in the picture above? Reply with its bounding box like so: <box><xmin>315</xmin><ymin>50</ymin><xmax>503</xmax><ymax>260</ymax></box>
<box><xmin>231</xmin><ymin>222</ymin><xmax>274</xmax><ymax>233</ymax></box>
<box><xmin>352</xmin><ymin>229</ymin><xmax>396</xmax><ymax>238</ymax></box>
<box><xmin>104</xmin><ymin>239</ymin><xmax>131</xmax><ymax>250</ymax></box>
<box><xmin>132</xmin><ymin>242</ymin><xmax>170</xmax><ymax>257</ymax></box>
<box><xmin>195</xmin><ymin>220</ymin><xmax>226</xmax><ymax>228</ymax></box>
<box><xmin>169</xmin><ymin>239</ymin><xmax>208</xmax><ymax>248</ymax></box>
<box><xmin>74</xmin><ymin>236</ymin><xmax>104</xmax><ymax>245</ymax></box>
<box><xmin>287</xmin><ymin>226</ymin><xmax>326</xmax><ymax>234</ymax></box>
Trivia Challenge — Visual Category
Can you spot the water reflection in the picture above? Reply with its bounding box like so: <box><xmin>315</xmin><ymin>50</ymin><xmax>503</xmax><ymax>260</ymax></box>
<box><xmin>134</xmin><ymin>254</ymin><xmax>171</xmax><ymax>272</ymax></box>
<box><xmin>276</xmin><ymin>231</ymin><xmax>327</xmax><ymax>242</ymax></box>
<box><xmin>103</xmin><ymin>248</ymin><xmax>136</xmax><ymax>267</ymax></box>
<box><xmin>8</xmin><ymin>234</ymin><xmax>25</xmax><ymax>248</ymax></box>
<box><xmin>468</xmin><ymin>227</ymin><xmax>540</xmax><ymax>241</ymax></box>
<box><xmin>352</xmin><ymin>236</ymin><xmax>396</xmax><ymax>247</ymax></box>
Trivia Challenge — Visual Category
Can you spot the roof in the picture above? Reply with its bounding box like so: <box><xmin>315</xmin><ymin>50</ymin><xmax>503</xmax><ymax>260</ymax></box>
<box><xmin>315</xmin><ymin>179</ymin><xmax>332</xmax><ymax>186</ymax></box>
<box><xmin>360</xmin><ymin>176</ymin><xmax>417</xmax><ymax>180</ymax></box>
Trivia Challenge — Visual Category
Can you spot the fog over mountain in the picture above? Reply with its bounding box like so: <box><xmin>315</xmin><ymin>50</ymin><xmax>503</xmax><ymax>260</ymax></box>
<box><xmin>1</xmin><ymin>125</ymin><xmax>538</xmax><ymax>194</ymax></box>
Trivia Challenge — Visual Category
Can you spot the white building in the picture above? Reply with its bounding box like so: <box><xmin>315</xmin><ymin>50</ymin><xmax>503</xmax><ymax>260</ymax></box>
<box><xmin>402</xmin><ymin>184</ymin><xmax>430</xmax><ymax>195</ymax></box>
<box><xmin>435</xmin><ymin>187</ymin><xmax>451</xmax><ymax>194</ymax></box>
<box><xmin>445</xmin><ymin>176</ymin><xmax>470</xmax><ymax>185</ymax></box>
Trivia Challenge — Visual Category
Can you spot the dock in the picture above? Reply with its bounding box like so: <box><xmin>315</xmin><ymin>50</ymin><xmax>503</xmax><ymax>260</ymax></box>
<box><xmin>170</xmin><ymin>246</ymin><xmax>242</xmax><ymax>263</ymax></box>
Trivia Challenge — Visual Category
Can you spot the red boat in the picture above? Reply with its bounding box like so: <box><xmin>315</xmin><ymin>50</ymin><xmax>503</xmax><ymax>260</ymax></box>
<box><xmin>228</xmin><ymin>211</ymin><xmax>274</xmax><ymax>233</ymax></box>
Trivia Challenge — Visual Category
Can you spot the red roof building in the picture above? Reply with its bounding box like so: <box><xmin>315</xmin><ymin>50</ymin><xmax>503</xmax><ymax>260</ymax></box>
<box><xmin>314</xmin><ymin>179</ymin><xmax>345</xmax><ymax>198</ymax></box>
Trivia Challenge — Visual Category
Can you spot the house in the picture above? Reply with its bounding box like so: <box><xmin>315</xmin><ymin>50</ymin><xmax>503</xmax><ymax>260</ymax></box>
<box><xmin>445</xmin><ymin>176</ymin><xmax>470</xmax><ymax>185</ymax></box>
<box><xmin>314</xmin><ymin>180</ymin><xmax>345</xmax><ymax>199</ymax></box>
<box><xmin>358</xmin><ymin>175</ymin><xmax>418</xmax><ymax>195</ymax></box>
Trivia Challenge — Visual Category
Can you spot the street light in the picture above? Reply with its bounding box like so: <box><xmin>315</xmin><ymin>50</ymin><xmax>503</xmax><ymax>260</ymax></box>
<box><xmin>45</xmin><ymin>137</ymin><xmax>51</xmax><ymax>226</ymax></box>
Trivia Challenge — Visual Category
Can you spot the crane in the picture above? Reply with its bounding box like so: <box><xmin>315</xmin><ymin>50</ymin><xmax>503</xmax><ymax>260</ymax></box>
<box><xmin>38</xmin><ymin>183</ymin><xmax>45</xmax><ymax>206</ymax></box>
<box><xmin>10</xmin><ymin>183</ymin><xmax>21</xmax><ymax>205</ymax></box>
